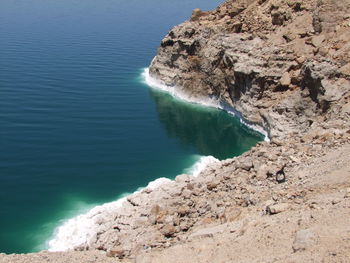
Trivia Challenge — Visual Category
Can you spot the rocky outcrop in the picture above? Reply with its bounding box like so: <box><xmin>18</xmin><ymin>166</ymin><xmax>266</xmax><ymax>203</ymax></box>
<box><xmin>149</xmin><ymin>0</ymin><xmax>350</xmax><ymax>138</ymax></box>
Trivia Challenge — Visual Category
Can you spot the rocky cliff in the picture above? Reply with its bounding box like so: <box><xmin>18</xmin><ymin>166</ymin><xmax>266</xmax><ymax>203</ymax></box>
<box><xmin>149</xmin><ymin>0</ymin><xmax>350</xmax><ymax>138</ymax></box>
<box><xmin>1</xmin><ymin>0</ymin><xmax>350</xmax><ymax>262</ymax></box>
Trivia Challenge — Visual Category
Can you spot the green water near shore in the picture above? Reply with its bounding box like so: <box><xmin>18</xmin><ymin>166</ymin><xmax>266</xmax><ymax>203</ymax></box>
<box><xmin>0</xmin><ymin>0</ymin><xmax>263</xmax><ymax>253</ymax></box>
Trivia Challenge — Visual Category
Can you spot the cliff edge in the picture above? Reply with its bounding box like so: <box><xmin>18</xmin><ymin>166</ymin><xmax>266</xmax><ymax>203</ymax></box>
<box><xmin>1</xmin><ymin>0</ymin><xmax>350</xmax><ymax>262</ymax></box>
<box><xmin>149</xmin><ymin>0</ymin><xmax>350</xmax><ymax>138</ymax></box>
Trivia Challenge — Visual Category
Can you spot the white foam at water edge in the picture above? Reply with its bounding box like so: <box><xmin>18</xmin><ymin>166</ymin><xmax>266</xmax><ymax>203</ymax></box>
<box><xmin>48</xmin><ymin>66</ymin><xmax>270</xmax><ymax>252</ymax></box>
<box><xmin>184</xmin><ymin>155</ymin><xmax>220</xmax><ymax>177</ymax></box>
<box><xmin>47</xmin><ymin>155</ymin><xmax>218</xmax><ymax>252</ymax></box>
<box><xmin>48</xmin><ymin>197</ymin><xmax>127</xmax><ymax>252</ymax></box>
<box><xmin>48</xmin><ymin>177</ymin><xmax>172</xmax><ymax>252</ymax></box>
<box><xmin>142</xmin><ymin>67</ymin><xmax>270</xmax><ymax>141</ymax></box>
<box><xmin>142</xmin><ymin>68</ymin><xmax>222</xmax><ymax>109</ymax></box>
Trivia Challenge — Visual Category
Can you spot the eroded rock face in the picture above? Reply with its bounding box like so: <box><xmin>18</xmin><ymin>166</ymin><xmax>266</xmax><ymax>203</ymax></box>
<box><xmin>149</xmin><ymin>0</ymin><xmax>350</xmax><ymax>139</ymax></box>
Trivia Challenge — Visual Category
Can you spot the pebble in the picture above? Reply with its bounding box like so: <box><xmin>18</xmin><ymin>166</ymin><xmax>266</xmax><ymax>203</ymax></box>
<box><xmin>266</xmin><ymin>203</ymin><xmax>290</xmax><ymax>215</ymax></box>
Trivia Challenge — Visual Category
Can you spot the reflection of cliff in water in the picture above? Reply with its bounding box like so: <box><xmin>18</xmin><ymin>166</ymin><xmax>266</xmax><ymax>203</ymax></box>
<box><xmin>149</xmin><ymin>89</ymin><xmax>263</xmax><ymax>160</ymax></box>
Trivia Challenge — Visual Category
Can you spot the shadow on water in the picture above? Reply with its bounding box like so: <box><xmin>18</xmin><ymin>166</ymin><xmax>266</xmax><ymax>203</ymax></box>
<box><xmin>148</xmin><ymin>88</ymin><xmax>264</xmax><ymax>160</ymax></box>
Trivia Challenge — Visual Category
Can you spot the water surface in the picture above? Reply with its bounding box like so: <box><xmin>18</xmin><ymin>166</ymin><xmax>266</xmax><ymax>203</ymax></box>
<box><xmin>0</xmin><ymin>0</ymin><xmax>263</xmax><ymax>253</ymax></box>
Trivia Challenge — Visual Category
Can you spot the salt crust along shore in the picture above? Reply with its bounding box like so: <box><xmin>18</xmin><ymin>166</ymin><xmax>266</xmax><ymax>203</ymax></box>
<box><xmin>142</xmin><ymin>67</ymin><xmax>270</xmax><ymax>140</ymax></box>
<box><xmin>1</xmin><ymin>0</ymin><xmax>350</xmax><ymax>262</ymax></box>
<box><xmin>48</xmin><ymin>63</ymin><xmax>268</xmax><ymax>253</ymax></box>
<box><xmin>48</xmin><ymin>155</ymin><xmax>220</xmax><ymax>252</ymax></box>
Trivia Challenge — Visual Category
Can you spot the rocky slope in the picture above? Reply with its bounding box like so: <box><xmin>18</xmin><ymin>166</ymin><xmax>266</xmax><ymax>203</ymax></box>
<box><xmin>1</xmin><ymin>0</ymin><xmax>350</xmax><ymax>262</ymax></box>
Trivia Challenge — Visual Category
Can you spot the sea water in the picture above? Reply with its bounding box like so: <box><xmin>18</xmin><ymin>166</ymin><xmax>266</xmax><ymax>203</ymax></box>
<box><xmin>0</xmin><ymin>0</ymin><xmax>263</xmax><ymax>253</ymax></box>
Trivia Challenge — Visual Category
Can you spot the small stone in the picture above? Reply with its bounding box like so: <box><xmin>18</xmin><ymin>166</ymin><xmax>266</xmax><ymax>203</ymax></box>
<box><xmin>266</xmin><ymin>203</ymin><xmax>290</xmax><ymax>215</ymax></box>
<box><xmin>160</xmin><ymin>224</ymin><xmax>176</xmax><ymax>237</ymax></box>
<box><xmin>256</xmin><ymin>164</ymin><xmax>269</xmax><ymax>180</ymax></box>
<box><xmin>318</xmin><ymin>47</ymin><xmax>329</xmax><ymax>56</ymax></box>
<box><xmin>191</xmin><ymin>8</ymin><xmax>206</xmax><ymax>21</ymax></box>
<box><xmin>280</xmin><ymin>72</ymin><xmax>291</xmax><ymax>86</ymax></box>
<box><xmin>311</xmin><ymin>35</ymin><xmax>325</xmax><ymax>47</ymax></box>
<box><xmin>237</xmin><ymin>158</ymin><xmax>253</xmax><ymax>171</ymax></box>
<box><xmin>296</xmin><ymin>56</ymin><xmax>306</xmax><ymax>64</ymax></box>
<box><xmin>290</xmin><ymin>155</ymin><xmax>300</xmax><ymax>163</ymax></box>
<box><xmin>207</xmin><ymin>180</ymin><xmax>219</xmax><ymax>190</ymax></box>
<box><xmin>175</xmin><ymin>174</ymin><xmax>190</xmax><ymax>183</ymax></box>
<box><xmin>106</xmin><ymin>246</ymin><xmax>125</xmax><ymax>259</ymax></box>
<box><xmin>331</xmin><ymin>199</ymin><xmax>341</xmax><ymax>205</ymax></box>
<box><xmin>292</xmin><ymin>229</ymin><xmax>315</xmax><ymax>252</ymax></box>
<box><xmin>344</xmin><ymin>188</ymin><xmax>350</xmax><ymax>198</ymax></box>
<box><xmin>271</xmin><ymin>10</ymin><xmax>285</xmax><ymax>25</ymax></box>
<box><xmin>150</xmin><ymin>204</ymin><xmax>161</xmax><ymax>216</ymax></box>
<box><xmin>182</xmin><ymin>188</ymin><xmax>192</xmax><ymax>199</ymax></box>
<box><xmin>177</xmin><ymin>205</ymin><xmax>191</xmax><ymax>217</ymax></box>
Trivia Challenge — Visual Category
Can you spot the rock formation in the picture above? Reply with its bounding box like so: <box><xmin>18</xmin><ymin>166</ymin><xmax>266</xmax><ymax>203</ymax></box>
<box><xmin>149</xmin><ymin>0</ymin><xmax>350</xmax><ymax>138</ymax></box>
<box><xmin>1</xmin><ymin>0</ymin><xmax>350</xmax><ymax>262</ymax></box>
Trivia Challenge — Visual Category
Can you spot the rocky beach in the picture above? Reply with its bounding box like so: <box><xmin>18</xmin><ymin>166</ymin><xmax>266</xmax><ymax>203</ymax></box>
<box><xmin>1</xmin><ymin>0</ymin><xmax>350</xmax><ymax>262</ymax></box>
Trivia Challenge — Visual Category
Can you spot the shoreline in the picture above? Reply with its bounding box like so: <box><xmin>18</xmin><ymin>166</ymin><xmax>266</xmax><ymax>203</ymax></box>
<box><xmin>142</xmin><ymin>67</ymin><xmax>270</xmax><ymax>141</ymax></box>
<box><xmin>46</xmin><ymin>68</ymin><xmax>263</xmax><ymax>252</ymax></box>
<box><xmin>46</xmin><ymin>154</ymin><xmax>221</xmax><ymax>252</ymax></box>
<box><xmin>1</xmin><ymin>0</ymin><xmax>349</xmax><ymax>261</ymax></box>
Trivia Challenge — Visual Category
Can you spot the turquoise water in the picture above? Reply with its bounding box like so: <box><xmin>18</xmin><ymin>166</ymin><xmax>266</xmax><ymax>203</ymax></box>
<box><xmin>0</xmin><ymin>0</ymin><xmax>263</xmax><ymax>253</ymax></box>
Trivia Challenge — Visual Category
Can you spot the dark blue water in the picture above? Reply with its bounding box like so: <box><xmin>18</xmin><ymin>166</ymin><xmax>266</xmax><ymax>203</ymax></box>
<box><xmin>0</xmin><ymin>0</ymin><xmax>263</xmax><ymax>253</ymax></box>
